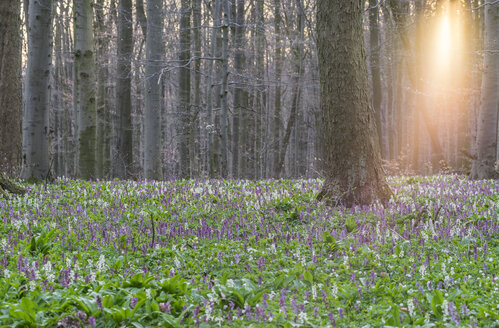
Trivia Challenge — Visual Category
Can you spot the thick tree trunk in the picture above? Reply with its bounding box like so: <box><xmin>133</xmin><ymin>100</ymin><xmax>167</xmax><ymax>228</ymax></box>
<box><xmin>144</xmin><ymin>0</ymin><xmax>164</xmax><ymax>180</ymax></box>
<box><xmin>74</xmin><ymin>0</ymin><xmax>97</xmax><ymax>179</ymax></box>
<box><xmin>115</xmin><ymin>0</ymin><xmax>133</xmax><ymax>179</ymax></box>
<box><xmin>22</xmin><ymin>0</ymin><xmax>53</xmax><ymax>180</ymax></box>
<box><xmin>471</xmin><ymin>0</ymin><xmax>499</xmax><ymax>179</ymax></box>
<box><xmin>317</xmin><ymin>0</ymin><xmax>391</xmax><ymax>207</ymax></box>
<box><xmin>0</xmin><ymin>0</ymin><xmax>22</xmax><ymax>175</ymax></box>
<box><xmin>178</xmin><ymin>0</ymin><xmax>192</xmax><ymax>179</ymax></box>
<box><xmin>368</xmin><ymin>0</ymin><xmax>383</xmax><ymax>158</ymax></box>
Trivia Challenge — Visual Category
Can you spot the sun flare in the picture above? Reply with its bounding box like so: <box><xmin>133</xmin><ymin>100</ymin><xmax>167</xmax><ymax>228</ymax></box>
<box><xmin>435</xmin><ymin>14</ymin><xmax>452</xmax><ymax>67</ymax></box>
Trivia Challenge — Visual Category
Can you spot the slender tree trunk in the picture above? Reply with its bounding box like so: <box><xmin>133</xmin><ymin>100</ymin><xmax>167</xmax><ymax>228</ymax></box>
<box><xmin>317</xmin><ymin>0</ymin><xmax>391</xmax><ymax>207</ymax></box>
<box><xmin>254</xmin><ymin>0</ymin><xmax>266</xmax><ymax>179</ymax></box>
<box><xmin>74</xmin><ymin>0</ymin><xmax>97</xmax><ymax>179</ymax></box>
<box><xmin>136</xmin><ymin>0</ymin><xmax>147</xmax><ymax>37</ymax></box>
<box><xmin>0</xmin><ymin>0</ymin><xmax>22</xmax><ymax>175</ymax></box>
<box><xmin>22</xmin><ymin>0</ymin><xmax>53</xmax><ymax>180</ymax></box>
<box><xmin>178</xmin><ymin>0</ymin><xmax>192</xmax><ymax>179</ymax></box>
<box><xmin>272</xmin><ymin>0</ymin><xmax>282</xmax><ymax>177</ymax></box>
<box><xmin>207</xmin><ymin>0</ymin><xmax>222</xmax><ymax>177</ymax></box>
<box><xmin>219</xmin><ymin>0</ymin><xmax>230</xmax><ymax>177</ymax></box>
<box><xmin>232</xmin><ymin>0</ymin><xmax>247</xmax><ymax>178</ymax></box>
<box><xmin>115</xmin><ymin>0</ymin><xmax>133</xmax><ymax>178</ymax></box>
<box><xmin>94</xmin><ymin>0</ymin><xmax>110</xmax><ymax>178</ymax></box>
<box><xmin>144</xmin><ymin>0</ymin><xmax>164</xmax><ymax>180</ymax></box>
<box><xmin>471</xmin><ymin>0</ymin><xmax>499</xmax><ymax>179</ymax></box>
<box><xmin>192</xmin><ymin>0</ymin><xmax>202</xmax><ymax>176</ymax></box>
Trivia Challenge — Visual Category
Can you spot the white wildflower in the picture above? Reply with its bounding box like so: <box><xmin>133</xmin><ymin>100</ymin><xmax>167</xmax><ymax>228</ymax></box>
<box><xmin>312</xmin><ymin>285</ymin><xmax>317</xmax><ymax>300</ymax></box>
<box><xmin>407</xmin><ymin>298</ymin><xmax>415</xmax><ymax>317</ymax></box>
<box><xmin>298</xmin><ymin>311</ymin><xmax>308</xmax><ymax>323</ymax></box>
<box><xmin>442</xmin><ymin>300</ymin><xmax>449</xmax><ymax>319</ymax></box>
<box><xmin>419</xmin><ymin>265</ymin><xmax>426</xmax><ymax>278</ymax></box>
<box><xmin>227</xmin><ymin>279</ymin><xmax>235</xmax><ymax>288</ymax></box>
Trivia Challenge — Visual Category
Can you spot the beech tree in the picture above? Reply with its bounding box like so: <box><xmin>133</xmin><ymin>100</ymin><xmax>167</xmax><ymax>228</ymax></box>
<box><xmin>115</xmin><ymin>0</ymin><xmax>133</xmax><ymax>178</ymax></box>
<box><xmin>316</xmin><ymin>0</ymin><xmax>391</xmax><ymax>206</ymax></box>
<box><xmin>22</xmin><ymin>0</ymin><xmax>53</xmax><ymax>180</ymax></box>
<box><xmin>0</xmin><ymin>0</ymin><xmax>22</xmax><ymax>175</ymax></box>
<box><xmin>144</xmin><ymin>0</ymin><xmax>163</xmax><ymax>180</ymax></box>
<box><xmin>470</xmin><ymin>0</ymin><xmax>499</xmax><ymax>179</ymax></box>
<box><xmin>74</xmin><ymin>0</ymin><xmax>97</xmax><ymax>179</ymax></box>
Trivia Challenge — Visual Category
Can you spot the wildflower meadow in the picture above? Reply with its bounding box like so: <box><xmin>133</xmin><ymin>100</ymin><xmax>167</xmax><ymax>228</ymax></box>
<box><xmin>0</xmin><ymin>175</ymin><xmax>497</xmax><ymax>327</ymax></box>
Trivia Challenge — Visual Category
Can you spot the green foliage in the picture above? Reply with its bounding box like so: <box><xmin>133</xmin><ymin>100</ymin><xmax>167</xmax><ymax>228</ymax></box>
<box><xmin>0</xmin><ymin>176</ymin><xmax>497</xmax><ymax>327</ymax></box>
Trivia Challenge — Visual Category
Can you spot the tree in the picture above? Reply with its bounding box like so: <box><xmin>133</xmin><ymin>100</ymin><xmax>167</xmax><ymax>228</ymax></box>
<box><xmin>178</xmin><ymin>0</ymin><xmax>192</xmax><ymax>179</ymax></box>
<box><xmin>144</xmin><ymin>0</ymin><xmax>163</xmax><ymax>180</ymax></box>
<box><xmin>115</xmin><ymin>0</ymin><xmax>133</xmax><ymax>178</ymax></box>
<box><xmin>232</xmin><ymin>0</ymin><xmax>248</xmax><ymax>177</ymax></box>
<box><xmin>22</xmin><ymin>0</ymin><xmax>53</xmax><ymax>180</ymax></box>
<box><xmin>470</xmin><ymin>0</ymin><xmax>499</xmax><ymax>179</ymax></box>
<box><xmin>0</xmin><ymin>0</ymin><xmax>22</xmax><ymax>175</ymax></box>
<box><xmin>316</xmin><ymin>0</ymin><xmax>391</xmax><ymax>206</ymax></box>
<box><xmin>368</xmin><ymin>0</ymin><xmax>383</xmax><ymax>158</ymax></box>
<box><xmin>74</xmin><ymin>0</ymin><xmax>97</xmax><ymax>179</ymax></box>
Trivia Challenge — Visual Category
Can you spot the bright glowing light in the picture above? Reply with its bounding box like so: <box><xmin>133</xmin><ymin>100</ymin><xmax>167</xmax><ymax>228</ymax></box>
<box><xmin>435</xmin><ymin>14</ymin><xmax>452</xmax><ymax>68</ymax></box>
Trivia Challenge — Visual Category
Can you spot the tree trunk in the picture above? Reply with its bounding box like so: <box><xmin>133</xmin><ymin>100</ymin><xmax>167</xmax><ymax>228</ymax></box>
<box><xmin>255</xmin><ymin>0</ymin><xmax>266</xmax><ymax>178</ymax></box>
<box><xmin>207</xmin><ymin>0</ymin><xmax>222</xmax><ymax>177</ymax></box>
<box><xmin>219</xmin><ymin>0</ymin><xmax>230</xmax><ymax>177</ymax></box>
<box><xmin>232</xmin><ymin>0</ymin><xmax>248</xmax><ymax>178</ymax></box>
<box><xmin>22</xmin><ymin>0</ymin><xmax>53</xmax><ymax>180</ymax></box>
<box><xmin>272</xmin><ymin>0</ymin><xmax>282</xmax><ymax>177</ymax></box>
<box><xmin>0</xmin><ymin>0</ymin><xmax>22</xmax><ymax>175</ymax></box>
<box><xmin>178</xmin><ymin>0</ymin><xmax>192</xmax><ymax>179</ymax></box>
<box><xmin>317</xmin><ymin>0</ymin><xmax>391</xmax><ymax>207</ymax></box>
<box><xmin>192</xmin><ymin>0</ymin><xmax>202</xmax><ymax>176</ymax></box>
<box><xmin>74</xmin><ymin>0</ymin><xmax>97</xmax><ymax>179</ymax></box>
<box><xmin>0</xmin><ymin>172</ymin><xmax>25</xmax><ymax>198</ymax></box>
<box><xmin>115</xmin><ymin>0</ymin><xmax>133</xmax><ymax>178</ymax></box>
<box><xmin>144</xmin><ymin>0</ymin><xmax>164</xmax><ymax>180</ymax></box>
<box><xmin>368</xmin><ymin>0</ymin><xmax>383</xmax><ymax>158</ymax></box>
<box><xmin>471</xmin><ymin>0</ymin><xmax>499</xmax><ymax>179</ymax></box>
<box><xmin>94</xmin><ymin>0</ymin><xmax>111</xmax><ymax>178</ymax></box>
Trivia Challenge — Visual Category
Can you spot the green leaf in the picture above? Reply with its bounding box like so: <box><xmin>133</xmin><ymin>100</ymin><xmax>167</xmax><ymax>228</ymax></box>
<box><xmin>303</xmin><ymin>270</ymin><xmax>313</xmax><ymax>284</ymax></box>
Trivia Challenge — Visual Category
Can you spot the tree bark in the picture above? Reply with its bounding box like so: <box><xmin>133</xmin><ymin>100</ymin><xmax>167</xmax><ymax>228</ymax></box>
<box><xmin>317</xmin><ymin>0</ymin><xmax>391</xmax><ymax>207</ymax></box>
<box><xmin>22</xmin><ymin>0</ymin><xmax>53</xmax><ymax>180</ymax></box>
<box><xmin>368</xmin><ymin>0</ymin><xmax>383</xmax><ymax>158</ymax></box>
<box><xmin>232</xmin><ymin>0</ymin><xmax>248</xmax><ymax>177</ymax></box>
<box><xmin>219</xmin><ymin>0</ymin><xmax>230</xmax><ymax>177</ymax></box>
<box><xmin>0</xmin><ymin>0</ymin><xmax>22</xmax><ymax>175</ymax></box>
<box><xmin>74</xmin><ymin>0</ymin><xmax>97</xmax><ymax>179</ymax></box>
<box><xmin>94</xmin><ymin>0</ymin><xmax>111</xmax><ymax>178</ymax></box>
<box><xmin>192</xmin><ymin>0</ymin><xmax>202</xmax><ymax>176</ymax></box>
<box><xmin>178</xmin><ymin>0</ymin><xmax>192</xmax><ymax>179</ymax></box>
<box><xmin>0</xmin><ymin>172</ymin><xmax>25</xmax><ymax>198</ymax></box>
<box><xmin>471</xmin><ymin>0</ymin><xmax>499</xmax><ymax>179</ymax></box>
<box><xmin>115</xmin><ymin>0</ymin><xmax>133</xmax><ymax>178</ymax></box>
<box><xmin>272</xmin><ymin>0</ymin><xmax>282</xmax><ymax>177</ymax></box>
<box><xmin>144</xmin><ymin>0</ymin><xmax>164</xmax><ymax>180</ymax></box>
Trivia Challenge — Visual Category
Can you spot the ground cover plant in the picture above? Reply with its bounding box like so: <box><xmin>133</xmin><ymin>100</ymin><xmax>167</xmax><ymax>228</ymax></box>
<box><xmin>0</xmin><ymin>175</ymin><xmax>497</xmax><ymax>327</ymax></box>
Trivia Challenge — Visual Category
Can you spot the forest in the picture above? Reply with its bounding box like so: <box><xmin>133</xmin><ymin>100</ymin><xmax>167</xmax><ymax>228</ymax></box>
<box><xmin>0</xmin><ymin>0</ymin><xmax>498</xmax><ymax>326</ymax></box>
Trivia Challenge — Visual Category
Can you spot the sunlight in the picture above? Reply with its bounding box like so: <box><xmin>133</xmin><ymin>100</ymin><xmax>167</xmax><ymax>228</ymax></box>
<box><xmin>435</xmin><ymin>13</ymin><xmax>452</xmax><ymax>69</ymax></box>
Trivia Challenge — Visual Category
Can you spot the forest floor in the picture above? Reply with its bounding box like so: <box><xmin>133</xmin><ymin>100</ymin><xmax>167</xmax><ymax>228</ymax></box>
<box><xmin>0</xmin><ymin>175</ymin><xmax>497</xmax><ymax>327</ymax></box>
